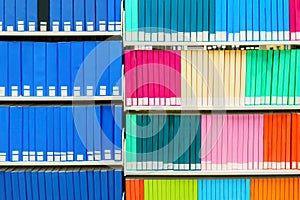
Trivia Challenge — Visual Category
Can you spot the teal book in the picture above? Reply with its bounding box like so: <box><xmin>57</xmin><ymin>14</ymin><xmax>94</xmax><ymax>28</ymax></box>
<box><xmin>184</xmin><ymin>0</ymin><xmax>191</xmax><ymax>41</ymax></box>
<box><xmin>245</xmin><ymin>50</ymin><xmax>253</xmax><ymax>105</ymax></box>
<box><xmin>178</xmin><ymin>0</ymin><xmax>185</xmax><ymax>41</ymax></box>
<box><xmin>173</xmin><ymin>115</ymin><xmax>180</xmax><ymax>170</ymax></box>
<box><xmin>152</xmin><ymin>115</ymin><xmax>159</xmax><ymax>170</ymax></box>
<box><xmin>289</xmin><ymin>50</ymin><xmax>297</xmax><ymax>105</ymax></box>
<box><xmin>136</xmin><ymin>115</ymin><xmax>143</xmax><ymax>170</ymax></box>
<box><xmin>142</xmin><ymin>115</ymin><xmax>148</xmax><ymax>170</ymax></box>
<box><xmin>190</xmin><ymin>116</ymin><xmax>196</xmax><ymax>170</ymax></box>
<box><xmin>151</xmin><ymin>0</ymin><xmax>158</xmax><ymax>41</ymax></box>
<box><xmin>190</xmin><ymin>0</ymin><xmax>197</xmax><ymax>41</ymax></box>
<box><xmin>138</xmin><ymin>0</ymin><xmax>145</xmax><ymax>41</ymax></box>
<box><xmin>271</xmin><ymin>50</ymin><xmax>280</xmax><ymax>105</ymax></box>
<box><xmin>265</xmin><ymin>50</ymin><xmax>274</xmax><ymax>105</ymax></box>
<box><xmin>197</xmin><ymin>0</ymin><xmax>203</xmax><ymax>41</ymax></box>
<box><xmin>164</xmin><ymin>0</ymin><xmax>171</xmax><ymax>41</ymax></box>
<box><xmin>209</xmin><ymin>0</ymin><xmax>215</xmax><ymax>41</ymax></box>
<box><xmin>171</xmin><ymin>0</ymin><xmax>178</xmax><ymax>41</ymax></box>
<box><xmin>163</xmin><ymin>116</ymin><xmax>169</xmax><ymax>169</ymax></box>
<box><xmin>183</xmin><ymin>116</ymin><xmax>190</xmax><ymax>170</ymax></box>
<box><xmin>158</xmin><ymin>115</ymin><xmax>164</xmax><ymax>170</ymax></box>
<box><xmin>157</xmin><ymin>0</ymin><xmax>164</xmax><ymax>41</ymax></box>
<box><xmin>196</xmin><ymin>115</ymin><xmax>201</xmax><ymax>170</ymax></box>
<box><xmin>168</xmin><ymin>115</ymin><xmax>174</xmax><ymax>170</ymax></box>
<box><xmin>131</xmin><ymin>115</ymin><xmax>137</xmax><ymax>170</ymax></box>
<box><xmin>131</xmin><ymin>0</ymin><xmax>138</xmax><ymax>41</ymax></box>
<box><xmin>283</xmin><ymin>50</ymin><xmax>291</xmax><ymax>105</ymax></box>
<box><xmin>277</xmin><ymin>50</ymin><xmax>286</xmax><ymax>105</ymax></box>
<box><xmin>250</xmin><ymin>50</ymin><xmax>257</xmax><ymax>105</ymax></box>
<box><xmin>125</xmin><ymin>0</ymin><xmax>132</xmax><ymax>41</ymax></box>
<box><xmin>126</xmin><ymin>115</ymin><xmax>132</xmax><ymax>170</ymax></box>
<box><xmin>146</xmin><ymin>115</ymin><xmax>153</xmax><ymax>170</ymax></box>
<box><xmin>261</xmin><ymin>50</ymin><xmax>268</xmax><ymax>104</ymax></box>
<box><xmin>145</xmin><ymin>0</ymin><xmax>152</xmax><ymax>41</ymax></box>
<box><xmin>203</xmin><ymin>0</ymin><xmax>209</xmax><ymax>41</ymax></box>
<box><xmin>255</xmin><ymin>50</ymin><xmax>263</xmax><ymax>105</ymax></box>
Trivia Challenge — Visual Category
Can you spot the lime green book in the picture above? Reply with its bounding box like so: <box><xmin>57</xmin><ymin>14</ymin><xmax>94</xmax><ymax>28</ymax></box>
<box><xmin>289</xmin><ymin>50</ymin><xmax>297</xmax><ymax>105</ymax></box>
<box><xmin>194</xmin><ymin>180</ymin><xmax>198</xmax><ymax>200</ymax></box>
<box><xmin>265</xmin><ymin>50</ymin><xmax>274</xmax><ymax>105</ymax></box>
<box><xmin>277</xmin><ymin>50</ymin><xmax>286</xmax><ymax>105</ymax></box>
<box><xmin>271</xmin><ymin>50</ymin><xmax>280</xmax><ymax>105</ymax></box>
<box><xmin>255</xmin><ymin>50</ymin><xmax>263</xmax><ymax>105</ymax></box>
<box><xmin>170</xmin><ymin>180</ymin><xmax>175</xmax><ymax>200</ymax></box>
<box><xmin>245</xmin><ymin>50</ymin><xmax>253</xmax><ymax>105</ymax></box>
<box><xmin>162</xmin><ymin>180</ymin><xmax>167</xmax><ymax>200</ymax></box>
<box><xmin>283</xmin><ymin>50</ymin><xmax>291</xmax><ymax>105</ymax></box>
<box><xmin>250</xmin><ymin>50</ymin><xmax>257</xmax><ymax>105</ymax></box>
<box><xmin>260</xmin><ymin>50</ymin><xmax>268</xmax><ymax>104</ymax></box>
<box><xmin>165</xmin><ymin>180</ymin><xmax>170</xmax><ymax>200</ymax></box>
<box><xmin>125</xmin><ymin>0</ymin><xmax>132</xmax><ymax>41</ymax></box>
<box><xmin>126</xmin><ymin>114</ymin><xmax>132</xmax><ymax>170</ymax></box>
<box><xmin>144</xmin><ymin>180</ymin><xmax>149</xmax><ymax>200</ymax></box>
<box><xmin>295</xmin><ymin>50</ymin><xmax>300</xmax><ymax>105</ymax></box>
<box><xmin>179</xmin><ymin>180</ymin><xmax>184</xmax><ymax>200</ymax></box>
<box><xmin>153</xmin><ymin>180</ymin><xmax>158</xmax><ymax>200</ymax></box>
<box><xmin>148</xmin><ymin>180</ymin><xmax>153</xmax><ymax>200</ymax></box>
<box><xmin>131</xmin><ymin>0</ymin><xmax>138</xmax><ymax>41</ymax></box>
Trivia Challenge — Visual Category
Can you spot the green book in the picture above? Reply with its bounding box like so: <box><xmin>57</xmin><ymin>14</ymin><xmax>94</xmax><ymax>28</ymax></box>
<box><xmin>126</xmin><ymin>114</ymin><xmax>132</xmax><ymax>170</ymax></box>
<box><xmin>148</xmin><ymin>180</ymin><xmax>153</xmax><ymax>200</ymax></box>
<box><xmin>170</xmin><ymin>180</ymin><xmax>175</xmax><ymax>200</ymax></box>
<box><xmin>194</xmin><ymin>180</ymin><xmax>198</xmax><ymax>200</ymax></box>
<box><xmin>283</xmin><ymin>50</ymin><xmax>291</xmax><ymax>105</ymax></box>
<box><xmin>289</xmin><ymin>50</ymin><xmax>297</xmax><ymax>105</ymax></box>
<box><xmin>162</xmin><ymin>180</ymin><xmax>167</xmax><ymax>200</ymax></box>
<box><xmin>144</xmin><ymin>180</ymin><xmax>149</xmax><ymax>200</ymax></box>
<box><xmin>245</xmin><ymin>50</ymin><xmax>253</xmax><ymax>105</ymax></box>
<box><xmin>125</xmin><ymin>0</ymin><xmax>132</xmax><ymax>41</ymax></box>
<box><xmin>179</xmin><ymin>180</ymin><xmax>185</xmax><ymax>200</ymax></box>
<box><xmin>152</xmin><ymin>180</ymin><xmax>158</xmax><ymax>200</ymax></box>
<box><xmin>250</xmin><ymin>50</ymin><xmax>257</xmax><ymax>105</ymax></box>
<box><xmin>271</xmin><ymin>50</ymin><xmax>280</xmax><ymax>105</ymax></box>
<box><xmin>295</xmin><ymin>50</ymin><xmax>300</xmax><ymax>105</ymax></box>
<box><xmin>277</xmin><ymin>50</ymin><xmax>286</xmax><ymax>105</ymax></box>
<box><xmin>265</xmin><ymin>50</ymin><xmax>274</xmax><ymax>105</ymax></box>
<box><xmin>255</xmin><ymin>50</ymin><xmax>263</xmax><ymax>105</ymax></box>
<box><xmin>260</xmin><ymin>50</ymin><xmax>268</xmax><ymax>104</ymax></box>
<box><xmin>131</xmin><ymin>0</ymin><xmax>139</xmax><ymax>41</ymax></box>
<box><xmin>176</xmin><ymin>180</ymin><xmax>181</xmax><ymax>200</ymax></box>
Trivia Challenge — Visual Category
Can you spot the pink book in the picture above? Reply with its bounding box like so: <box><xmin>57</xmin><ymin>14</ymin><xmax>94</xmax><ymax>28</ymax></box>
<box><xmin>153</xmin><ymin>51</ymin><xmax>160</xmax><ymax>106</ymax></box>
<box><xmin>259</xmin><ymin>114</ymin><xmax>264</xmax><ymax>170</ymax></box>
<box><xmin>159</xmin><ymin>51</ymin><xmax>165</xmax><ymax>106</ymax></box>
<box><xmin>124</xmin><ymin>50</ymin><xmax>132</xmax><ymax>106</ymax></box>
<box><xmin>175</xmin><ymin>51</ymin><xmax>181</xmax><ymax>106</ymax></box>
<box><xmin>137</xmin><ymin>50</ymin><xmax>143</xmax><ymax>106</ymax></box>
<box><xmin>221</xmin><ymin>115</ymin><xmax>228</xmax><ymax>170</ymax></box>
<box><xmin>217</xmin><ymin>114</ymin><xmax>223</xmax><ymax>170</ymax></box>
<box><xmin>232</xmin><ymin>115</ymin><xmax>238</xmax><ymax>170</ymax></box>
<box><xmin>131</xmin><ymin>51</ymin><xmax>138</xmax><ymax>106</ymax></box>
<box><xmin>238</xmin><ymin>115</ymin><xmax>244</xmax><ymax>170</ymax></box>
<box><xmin>227</xmin><ymin>115</ymin><xmax>233</xmax><ymax>170</ymax></box>
<box><xmin>248</xmin><ymin>114</ymin><xmax>254</xmax><ymax>170</ymax></box>
<box><xmin>242</xmin><ymin>115</ymin><xmax>249</xmax><ymax>170</ymax></box>
<box><xmin>211</xmin><ymin>115</ymin><xmax>218</xmax><ymax>170</ymax></box>
<box><xmin>296</xmin><ymin>0</ymin><xmax>300</xmax><ymax>40</ymax></box>
<box><xmin>290</xmin><ymin>0</ymin><xmax>296</xmax><ymax>40</ymax></box>
<box><xmin>148</xmin><ymin>51</ymin><xmax>155</xmax><ymax>106</ymax></box>
<box><xmin>164</xmin><ymin>51</ymin><xmax>171</xmax><ymax>106</ymax></box>
<box><xmin>142</xmin><ymin>50</ymin><xmax>149</xmax><ymax>106</ymax></box>
<box><xmin>253</xmin><ymin>115</ymin><xmax>259</xmax><ymax>170</ymax></box>
<box><xmin>201</xmin><ymin>115</ymin><xmax>207</xmax><ymax>170</ymax></box>
<box><xmin>169</xmin><ymin>51</ymin><xmax>176</xmax><ymax>106</ymax></box>
<box><xmin>206</xmin><ymin>115</ymin><xmax>213</xmax><ymax>170</ymax></box>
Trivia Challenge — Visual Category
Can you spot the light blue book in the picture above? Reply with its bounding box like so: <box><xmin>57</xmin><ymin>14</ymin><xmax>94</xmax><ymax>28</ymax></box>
<box><xmin>246</xmin><ymin>0</ymin><xmax>253</xmax><ymax>41</ymax></box>
<box><xmin>283</xmin><ymin>0</ymin><xmax>290</xmax><ymax>40</ymax></box>
<box><xmin>278</xmin><ymin>0</ymin><xmax>284</xmax><ymax>40</ymax></box>
<box><xmin>233</xmin><ymin>0</ymin><xmax>240</xmax><ymax>41</ymax></box>
<box><xmin>266</xmin><ymin>0</ymin><xmax>272</xmax><ymax>40</ymax></box>
<box><xmin>272</xmin><ymin>0</ymin><xmax>278</xmax><ymax>40</ymax></box>
<box><xmin>253</xmin><ymin>0</ymin><xmax>260</xmax><ymax>40</ymax></box>
<box><xmin>228</xmin><ymin>0</ymin><xmax>234</xmax><ymax>41</ymax></box>
<box><xmin>260</xmin><ymin>0</ymin><xmax>266</xmax><ymax>40</ymax></box>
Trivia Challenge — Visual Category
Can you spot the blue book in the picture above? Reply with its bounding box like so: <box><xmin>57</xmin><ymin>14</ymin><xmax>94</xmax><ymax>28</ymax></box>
<box><xmin>271</xmin><ymin>0</ymin><xmax>278</xmax><ymax>40</ymax></box>
<box><xmin>234</xmin><ymin>0</ymin><xmax>240</xmax><ymax>41</ymax></box>
<box><xmin>0</xmin><ymin>0</ymin><xmax>4</xmax><ymax>31</ymax></box>
<box><xmin>35</xmin><ymin>107</ymin><xmax>47</xmax><ymax>162</ymax></box>
<box><xmin>29</xmin><ymin>109</ymin><xmax>35</xmax><ymax>161</ymax></box>
<box><xmin>94</xmin><ymin>106</ymin><xmax>101</xmax><ymax>161</ymax></box>
<box><xmin>165</xmin><ymin>0</ymin><xmax>171</xmax><ymax>41</ymax></box>
<box><xmin>86</xmin><ymin>106</ymin><xmax>94</xmax><ymax>161</ymax></box>
<box><xmin>171</xmin><ymin>0</ymin><xmax>178</xmax><ymax>41</ymax></box>
<box><xmin>206</xmin><ymin>180</ymin><xmax>212</xmax><ymax>200</ymax></box>
<box><xmin>114</xmin><ymin>106</ymin><xmax>122</xmax><ymax>161</ymax></box>
<box><xmin>79</xmin><ymin>170</ymin><xmax>88</xmax><ymax>200</ymax></box>
<box><xmin>83</xmin><ymin>41</ymin><xmax>96</xmax><ymax>96</ymax></box>
<box><xmin>31</xmin><ymin>168</ymin><xmax>39</xmax><ymax>200</ymax></box>
<box><xmin>73</xmin><ymin>106</ymin><xmax>87</xmax><ymax>161</ymax></box>
<box><xmin>232</xmin><ymin>179</ymin><xmax>237</xmax><ymax>200</ymax></box>
<box><xmin>240</xmin><ymin>0</ymin><xmax>246</xmax><ymax>41</ymax></box>
<box><xmin>215</xmin><ymin>180</ymin><xmax>220</xmax><ymax>200</ymax></box>
<box><xmin>59</xmin><ymin>170</ymin><xmax>67</xmax><ymax>199</ymax></box>
<box><xmin>0</xmin><ymin>107</ymin><xmax>9</xmax><ymax>162</ymax></box>
<box><xmin>260</xmin><ymin>0</ymin><xmax>266</xmax><ymax>40</ymax></box>
<box><xmin>145</xmin><ymin>0</ymin><xmax>152</xmax><ymax>41</ymax></box>
<box><xmin>16</xmin><ymin>0</ymin><xmax>26</xmax><ymax>31</ymax></box>
<box><xmin>4</xmin><ymin>170</ymin><xmax>12</xmax><ymax>200</ymax></box>
<box><xmin>46</xmin><ymin>42</ymin><xmax>58</xmax><ymax>97</ymax></box>
<box><xmin>22</xmin><ymin>42</ymin><xmax>34</xmax><ymax>97</ymax></box>
<box><xmin>100</xmin><ymin>170</ymin><xmax>108</xmax><ymax>200</ymax></box>
<box><xmin>34</xmin><ymin>42</ymin><xmax>46</xmax><ymax>97</ymax></box>
<box><xmin>209</xmin><ymin>0</ymin><xmax>215</xmax><ymax>41</ymax></box>
<box><xmin>51</xmin><ymin>169</ymin><xmax>59</xmax><ymax>200</ymax></box>
<box><xmin>60</xmin><ymin>107</ymin><xmax>67</xmax><ymax>162</ymax></box>
<box><xmin>73</xmin><ymin>170</ymin><xmax>81</xmax><ymax>200</ymax></box>
<box><xmin>26</xmin><ymin>0</ymin><xmax>37</xmax><ymax>31</ymax></box>
<box><xmin>215</xmin><ymin>0</ymin><xmax>222</xmax><ymax>41</ymax></box>
<box><xmin>191</xmin><ymin>0</ymin><xmax>197</xmax><ymax>41</ymax></box>
<box><xmin>115</xmin><ymin>0</ymin><xmax>122</xmax><ymax>31</ymax></box>
<box><xmin>277</xmin><ymin>0</ymin><xmax>284</xmax><ymax>40</ymax></box>
<box><xmin>96</xmin><ymin>0</ymin><xmax>107</xmax><ymax>31</ymax></box>
<box><xmin>53</xmin><ymin>107</ymin><xmax>61</xmax><ymax>162</ymax></box>
<box><xmin>47</xmin><ymin>107</ymin><xmax>54</xmax><ymax>162</ymax></box>
<box><xmin>114</xmin><ymin>170</ymin><xmax>122</xmax><ymax>200</ymax></box>
<box><xmin>18</xmin><ymin>171</ymin><xmax>26</xmax><ymax>200</ymax></box>
<box><xmin>283</xmin><ymin>0</ymin><xmax>290</xmax><ymax>40</ymax></box>
<box><xmin>237</xmin><ymin>180</ymin><xmax>242</xmax><ymax>200</ymax></box>
<box><xmin>10</xmin><ymin>107</ymin><xmax>22</xmax><ymax>162</ymax></box>
<box><xmin>66</xmin><ymin>170</ymin><xmax>75</xmax><ymax>200</ymax></box>
<box><xmin>184</xmin><ymin>0</ymin><xmax>191</xmax><ymax>41</ymax></box>
<box><xmin>85</xmin><ymin>0</ymin><xmax>96</xmax><ymax>31</ymax></box>
<box><xmin>0</xmin><ymin>42</ymin><xmax>8</xmax><ymax>97</ymax></box>
<box><xmin>58</xmin><ymin>42</ymin><xmax>71</xmax><ymax>97</ymax></box>
<box><xmin>50</xmin><ymin>0</ymin><xmax>61</xmax><ymax>31</ymax></box>
<box><xmin>5</xmin><ymin>0</ymin><xmax>15</xmax><ymax>31</ymax></box>
<box><xmin>108</xmin><ymin>171</ymin><xmax>115</xmax><ymax>200</ymax></box>
<box><xmin>73</xmin><ymin>0</ymin><xmax>85</xmax><ymax>31</ymax></box>
<box><xmin>94</xmin><ymin>169</ymin><xmax>101</xmax><ymax>200</ymax></box>
<box><xmin>22</xmin><ymin>107</ymin><xmax>29</xmax><ymax>161</ymax></box>
<box><xmin>221</xmin><ymin>0</ymin><xmax>228</xmax><ymax>41</ymax></box>
<box><xmin>109</xmin><ymin>41</ymin><xmax>122</xmax><ymax>96</ymax></box>
<box><xmin>0</xmin><ymin>170</ymin><xmax>5</xmax><ymax>199</ymax></box>
<box><xmin>8</xmin><ymin>42</ymin><xmax>21</xmax><ymax>97</ymax></box>
<box><xmin>87</xmin><ymin>170</ymin><xmax>94</xmax><ymax>200</ymax></box>
<box><xmin>253</xmin><ymin>0</ymin><xmax>259</xmax><ymax>40</ymax></box>
<box><xmin>228</xmin><ymin>180</ymin><xmax>233</xmax><ymax>200</ymax></box>
<box><xmin>67</xmin><ymin>107</ymin><xmax>74</xmax><ymax>161</ymax></box>
<box><xmin>98</xmin><ymin>42</ymin><xmax>109</xmax><ymax>96</ymax></box>
<box><xmin>203</xmin><ymin>0</ymin><xmax>209</xmax><ymax>41</ymax></box>
<box><xmin>71</xmin><ymin>42</ymin><xmax>84</xmax><ymax>96</ymax></box>
<box><xmin>266</xmin><ymin>0</ymin><xmax>272</xmax><ymax>40</ymax></box>
<box><xmin>107</xmin><ymin>0</ymin><xmax>115</xmax><ymax>31</ymax></box>
<box><xmin>246</xmin><ymin>0</ymin><xmax>253</xmax><ymax>40</ymax></box>
<box><xmin>37</xmin><ymin>170</ymin><xmax>46</xmax><ymax>200</ymax></box>
<box><xmin>177</xmin><ymin>0</ymin><xmax>184</xmax><ymax>41</ymax></box>
<box><xmin>101</xmin><ymin>106</ymin><xmax>114</xmax><ymax>160</ymax></box>
<box><xmin>241</xmin><ymin>179</ymin><xmax>245</xmax><ymax>200</ymax></box>
<box><xmin>202</xmin><ymin>180</ymin><xmax>207</xmax><ymax>200</ymax></box>
<box><xmin>11</xmin><ymin>171</ymin><xmax>20</xmax><ymax>200</ymax></box>
<box><xmin>45</xmin><ymin>169</ymin><xmax>53</xmax><ymax>200</ymax></box>
<box><xmin>246</xmin><ymin>179</ymin><xmax>251</xmax><ymax>199</ymax></box>
<box><xmin>138</xmin><ymin>0</ymin><xmax>145</xmax><ymax>40</ymax></box>
<box><xmin>25</xmin><ymin>169</ymin><xmax>33</xmax><ymax>199</ymax></box>
<box><xmin>61</xmin><ymin>0</ymin><xmax>73</xmax><ymax>31</ymax></box>
<box><xmin>227</xmin><ymin>0</ymin><xmax>234</xmax><ymax>41</ymax></box>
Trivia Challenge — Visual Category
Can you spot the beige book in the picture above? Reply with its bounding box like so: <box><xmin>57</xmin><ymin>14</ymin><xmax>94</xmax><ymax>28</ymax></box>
<box><xmin>213</xmin><ymin>50</ymin><xmax>219</xmax><ymax>107</ymax></box>
<box><xmin>208</xmin><ymin>50</ymin><xmax>214</xmax><ymax>107</ymax></box>
<box><xmin>235</xmin><ymin>50</ymin><xmax>242</xmax><ymax>106</ymax></box>
<box><xmin>181</xmin><ymin>50</ymin><xmax>187</xmax><ymax>106</ymax></box>
<box><xmin>224</xmin><ymin>50</ymin><xmax>231</xmax><ymax>107</ymax></box>
<box><xmin>197</xmin><ymin>50</ymin><xmax>203</xmax><ymax>107</ymax></box>
<box><xmin>229</xmin><ymin>50</ymin><xmax>236</xmax><ymax>107</ymax></box>
<box><xmin>191</xmin><ymin>50</ymin><xmax>198</xmax><ymax>106</ymax></box>
<box><xmin>202</xmin><ymin>50</ymin><xmax>209</xmax><ymax>107</ymax></box>
<box><xmin>219</xmin><ymin>50</ymin><xmax>225</xmax><ymax>107</ymax></box>
<box><xmin>240</xmin><ymin>50</ymin><xmax>247</xmax><ymax>106</ymax></box>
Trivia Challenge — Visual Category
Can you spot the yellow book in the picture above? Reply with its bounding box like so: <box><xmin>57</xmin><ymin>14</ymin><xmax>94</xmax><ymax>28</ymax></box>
<box><xmin>219</xmin><ymin>50</ymin><xmax>225</xmax><ymax>107</ymax></box>
<box><xmin>197</xmin><ymin>50</ymin><xmax>203</xmax><ymax>107</ymax></box>
<box><xmin>181</xmin><ymin>51</ymin><xmax>187</xmax><ymax>107</ymax></box>
<box><xmin>235</xmin><ymin>50</ymin><xmax>242</xmax><ymax>106</ymax></box>
<box><xmin>191</xmin><ymin>50</ymin><xmax>198</xmax><ymax>106</ymax></box>
<box><xmin>240</xmin><ymin>50</ymin><xmax>247</xmax><ymax>106</ymax></box>
<box><xmin>229</xmin><ymin>50</ymin><xmax>236</xmax><ymax>107</ymax></box>
<box><xmin>213</xmin><ymin>50</ymin><xmax>219</xmax><ymax>107</ymax></box>
<box><xmin>208</xmin><ymin>50</ymin><xmax>214</xmax><ymax>107</ymax></box>
<box><xmin>224</xmin><ymin>50</ymin><xmax>231</xmax><ymax>107</ymax></box>
<box><xmin>202</xmin><ymin>50</ymin><xmax>209</xmax><ymax>106</ymax></box>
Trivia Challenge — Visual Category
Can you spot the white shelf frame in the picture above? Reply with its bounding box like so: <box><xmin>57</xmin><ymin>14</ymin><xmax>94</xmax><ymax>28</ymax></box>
<box><xmin>0</xmin><ymin>161</ymin><xmax>123</xmax><ymax>167</ymax></box>
<box><xmin>0</xmin><ymin>96</ymin><xmax>123</xmax><ymax>102</ymax></box>
<box><xmin>0</xmin><ymin>31</ymin><xmax>122</xmax><ymax>36</ymax></box>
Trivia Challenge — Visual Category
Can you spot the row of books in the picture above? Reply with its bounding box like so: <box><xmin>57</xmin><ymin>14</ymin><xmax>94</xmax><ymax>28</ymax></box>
<box><xmin>0</xmin><ymin>0</ymin><xmax>122</xmax><ymax>32</ymax></box>
<box><xmin>0</xmin><ymin>168</ymin><xmax>123</xmax><ymax>200</ymax></box>
<box><xmin>0</xmin><ymin>106</ymin><xmax>122</xmax><ymax>162</ymax></box>
<box><xmin>0</xmin><ymin>41</ymin><xmax>122</xmax><ymax>97</ymax></box>
<box><xmin>126</xmin><ymin>113</ymin><xmax>300</xmax><ymax>171</ymax></box>
<box><xmin>125</xmin><ymin>50</ymin><xmax>300</xmax><ymax>107</ymax></box>
<box><xmin>125</xmin><ymin>0</ymin><xmax>299</xmax><ymax>42</ymax></box>
<box><xmin>126</xmin><ymin>178</ymin><xmax>300</xmax><ymax>200</ymax></box>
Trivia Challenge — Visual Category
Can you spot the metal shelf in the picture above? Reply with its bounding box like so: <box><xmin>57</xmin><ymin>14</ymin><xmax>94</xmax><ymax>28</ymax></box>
<box><xmin>0</xmin><ymin>161</ymin><xmax>123</xmax><ymax>167</ymax></box>
<box><xmin>0</xmin><ymin>31</ymin><xmax>122</xmax><ymax>36</ymax></box>
<box><xmin>0</xmin><ymin>96</ymin><xmax>123</xmax><ymax>102</ymax></box>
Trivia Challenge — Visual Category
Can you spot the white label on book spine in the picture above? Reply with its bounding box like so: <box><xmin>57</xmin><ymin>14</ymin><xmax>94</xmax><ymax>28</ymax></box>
<box><xmin>191</xmin><ymin>32</ymin><xmax>197</xmax><ymax>42</ymax></box>
<box><xmin>139</xmin><ymin>32</ymin><xmax>145</xmax><ymax>41</ymax></box>
<box><xmin>138</xmin><ymin>98</ymin><xmax>143</xmax><ymax>106</ymax></box>
<box><xmin>12</xmin><ymin>86</ymin><xmax>18</xmax><ymax>97</ymax></box>
<box><xmin>18</xmin><ymin>21</ymin><xmax>24</xmax><ymax>31</ymax></box>
<box><xmin>165</xmin><ymin>33</ymin><xmax>171</xmax><ymax>42</ymax></box>
<box><xmin>272</xmin><ymin>32</ymin><xmax>278</xmax><ymax>41</ymax></box>
<box><xmin>0</xmin><ymin>22</ymin><xmax>2</xmax><ymax>32</ymax></box>
<box><xmin>49</xmin><ymin>86</ymin><xmax>56</xmax><ymax>97</ymax></box>
<box><xmin>228</xmin><ymin>33</ymin><xmax>234</xmax><ymax>41</ymax></box>
<box><xmin>296</xmin><ymin>32</ymin><xmax>300</xmax><ymax>40</ymax></box>
<box><xmin>278</xmin><ymin>32</ymin><xmax>284</xmax><ymax>41</ymax></box>
<box><xmin>295</xmin><ymin>97</ymin><xmax>300</xmax><ymax>104</ymax></box>
<box><xmin>61</xmin><ymin>86</ymin><xmax>68</xmax><ymax>97</ymax></box>
<box><xmin>0</xmin><ymin>87</ymin><xmax>5</xmax><ymax>96</ymax></box>
<box><xmin>172</xmin><ymin>33</ymin><xmax>177</xmax><ymax>42</ymax></box>
<box><xmin>100</xmin><ymin>86</ymin><xmax>106</xmax><ymax>96</ymax></box>
<box><xmin>37</xmin><ymin>86</ymin><xmax>44</xmax><ymax>97</ymax></box>
<box><xmin>253</xmin><ymin>31</ymin><xmax>259</xmax><ymax>40</ymax></box>
<box><xmin>284</xmin><ymin>31</ymin><xmax>290</xmax><ymax>40</ymax></box>
<box><xmin>234</xmin><ymin>33</ymin><xmax>240</xmax><ymax>41</ymax></box>
<box><xmin>197</xmin><ymin>32</ymin><xmax>203</xmax><ymax>42</ymax></box>
<box><xmin>178</xmin><ymin>32</ymin><xmax>184</xmax><ymax>41</ymax></box>
<box><xmin>132</xmin><ymin>98</ymin><xmax>137</xmax><ymax>106</ymax></box>
<box><xmin>77</xmin><ymin>154</ymin><xmax>84</xmax><ymax>161</ymax></box>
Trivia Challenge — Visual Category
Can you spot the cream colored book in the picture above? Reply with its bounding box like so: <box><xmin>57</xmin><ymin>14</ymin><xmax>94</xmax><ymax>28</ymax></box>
<box><xmin>213</xmin><ymin>50</ymin><xmax>219</xmax><ymax>107</ymax></box>
<box><xmin>208</xmin><ymin>50</ymin><xmax>214</xmax><ymax>107</ymax></box>
<box><xmin>229</xmin><ymin>50</ymin><xmax>236</xmax><ymax>107</ymax></box>
<box><xmin>181</xmin><ymin>50</ymin><xmax>187</xmax><ymax>106</ymax></box>
<box><xmin>219</xmin><ymin>50</ymin><xmax>225</xmax><ymax>107</ymax></box>
<box><xmin>186</xmin><ymin>50</ymin><xmax>192</xmax><ymax>106</ymax></box>
<box><xmin>224</xmin><ymin>50</ymin><xmax>230</xmax><ymax>107</ymax></box>
<box><xmin>191</xmin><ymin>50</ymin><xmax>198</xmax><ymax>106</ymax></box>
<box><xmin>240</xmin><ymin>50</ymin><xmax>247</xmax><ymax>106</ymax></box>
<box><xmin>197</xmin><ymin>50</ymin><xmax>203</xmax><ymax>107</ymax></box>
<box><xmin>235</xmin><ymin>50</ymin><xmax>242</xmax><ymax>106</ymax></box>
<box><xmin>202</xmin><ymin>50</ymin><xmax>209</xmax><ymax>107</ymax></box>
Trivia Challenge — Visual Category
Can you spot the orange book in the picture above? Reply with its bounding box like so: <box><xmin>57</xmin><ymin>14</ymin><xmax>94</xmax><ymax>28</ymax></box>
<box><xmin>262</xmin><ymin>178</ymin><xmax>268</xmax><ymax>200</ymax></box>
<box><xmin>272</xmin><ymin>115</ymin><xmax>278</xmax><ymax>169</ymax></box>
<box><xmin>291</xmin><ymin>113</ymin><xmax>298</xmax><ymax>169</ymax></box>
<box><xmin>280</xmin><ymin>178</ymin><xmax>285</xmax><ymax>200</ymax></box>
<box><xmin>135</xmin><ymin>180</ymin><xmax>140</xmax><ymax>200</ymax></box>
<box><xmin>258</xmin><ymin>179</ymin><xmax>263</xmax><ymax>200</ymax></box>
<box><xmin>254</xmin><ymin>179</ymin><xmax>259</xmax><ymax>200</ymax></box>
<box><xmin>294</xmin><ymin>178</ymin><xmax>299</xmax><ymax>200</ymax></box>
<box><xmin>281</xmin><ymin>114</ymin><xmax>287</xmax><ymax>170</ymax></box>
<box><xmin>267</xmin><ymin>179</ymin><xmax>272</xmax><ymax>200</ymax></box>
<box><xmin>268</xmin><ymin>115</ymin><xmax>273</xmax><ymax>169</ymax></box>
<box><xmin>275</xmin><ymin>179</ymin><xmax>280</xmax><ymax>200</ymax></box>
<box><xmin>276</xmin><ymin>115</ymin><xmax>282</xmax><ymax>170</ymax></box>
<box><xmin>263</xmin><ymin>114</ymin><xmax>269</xmax><ymax>169</ymax></box>
<box><xmin>286</xmin><ymin>114</ymin><xmax>292</xmax><ymax>169</ymax></box>
<box><xmin>290</xmin><ymin>178</ymin><xmax>294</xmax><ymax>200</ymax></box>
<box><xmin>126</xmin><ymin>180</ymin><xmax>132</xmax><ymax>200</ymax></box>
<box><xmin>250</xmin><ymin>179</ymin><xmax>255</xmax><ymax>200</ymax></box>
<box><xmin>285</xmin><ymin>178</ymin><xmax>290</xmax><ymax>200</ymax></box>
<box><xmin>139</xmin><ymin>180</ymin><xmax>144</xmax><ymax>200</ymax></box>
<box><xmin>271</xmin><ymin>179</ymin><xmax>276</xmax><ymax>200</ymax></box>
